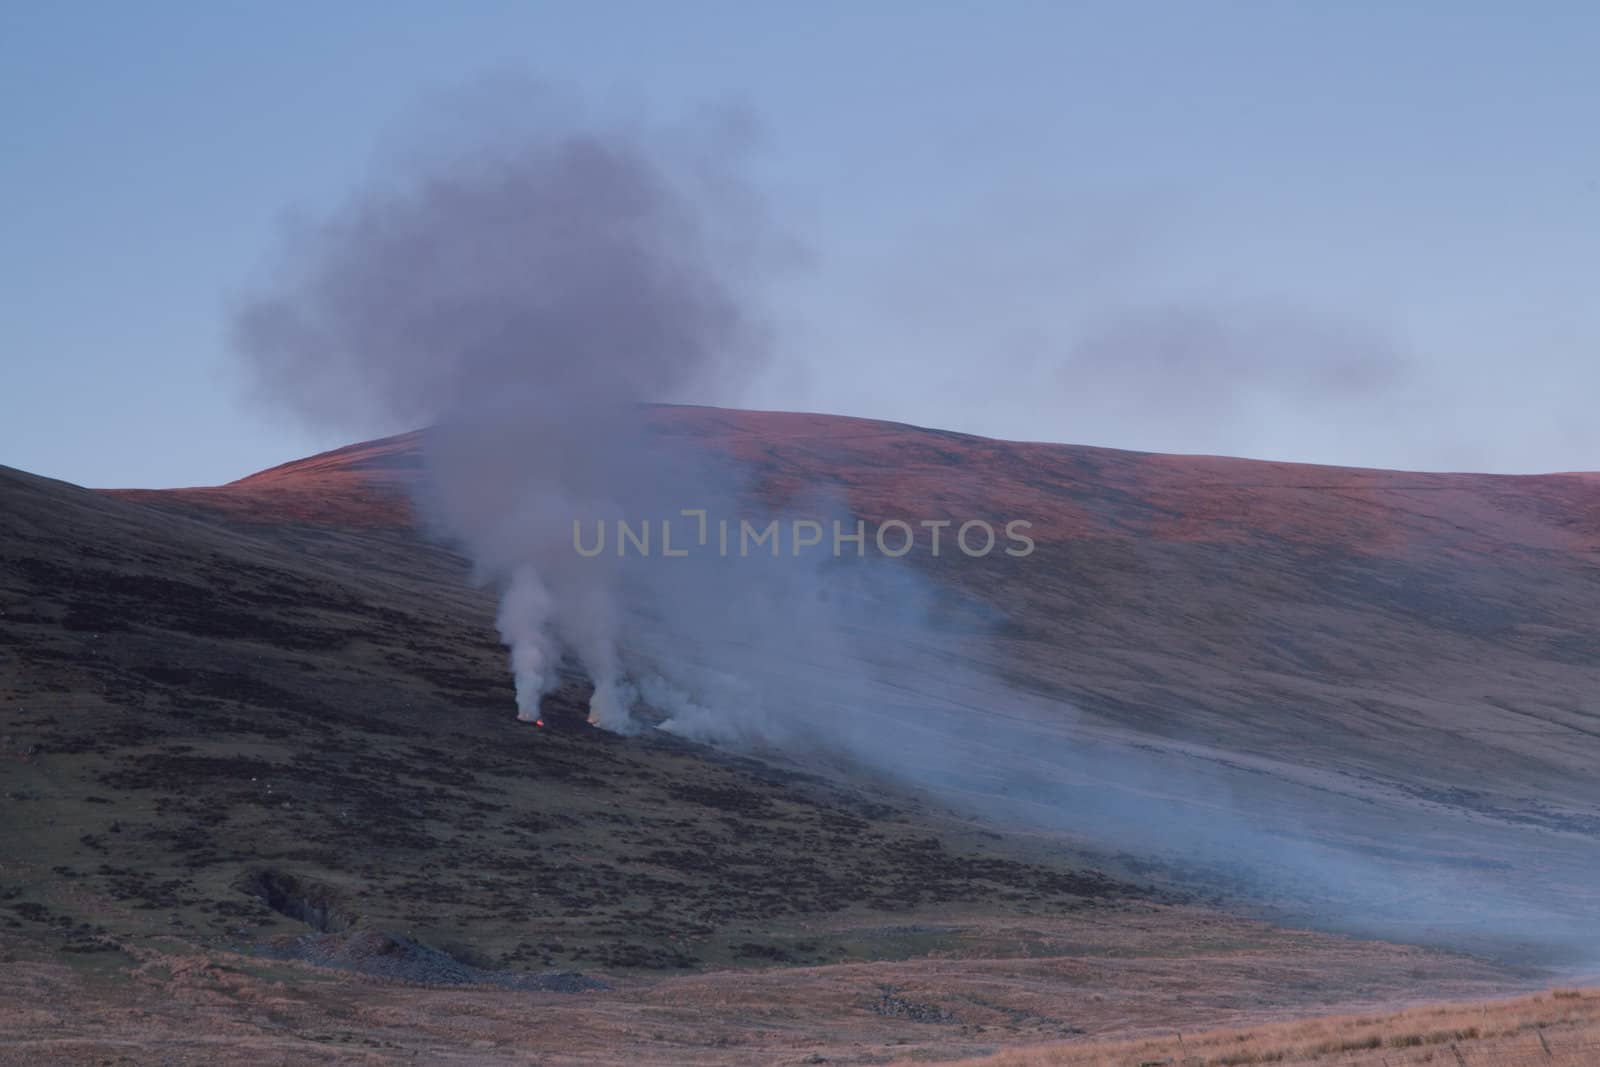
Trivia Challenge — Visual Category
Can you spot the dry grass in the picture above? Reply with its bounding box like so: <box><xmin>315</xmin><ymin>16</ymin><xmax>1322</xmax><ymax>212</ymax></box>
<box><xmin>0</xmin><ymin>915</ymin><xmax>1540</xmax><ymax>1066</ymax></box>
<box><xmin>939</xmin><ymin>987</ymin><xmax>1600</xmax><ymax>1066</ymax></box>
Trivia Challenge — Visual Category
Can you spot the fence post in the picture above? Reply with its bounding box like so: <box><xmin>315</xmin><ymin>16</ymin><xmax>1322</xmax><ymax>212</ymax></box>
<box><xmin>1537</xmin><ymin>1026</ymin><xmax>1553</xmax><ymax>1058</ymax></box>
<box><xmin>1450</xmin><ymin>1043</ymin><xmax>1468</xmax><ymax>1067</ymax></box>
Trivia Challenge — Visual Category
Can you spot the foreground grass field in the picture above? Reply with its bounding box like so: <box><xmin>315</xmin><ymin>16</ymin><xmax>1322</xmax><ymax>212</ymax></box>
<box><xmin>0</xmin><ymin>911</ymin><xmax>1541</xmax><ymax>1065</ymax></box>
<box><xmin>945</xmin><ymin>987</ymin><xmax>1600</xmax><ymax>1066</ymax></box>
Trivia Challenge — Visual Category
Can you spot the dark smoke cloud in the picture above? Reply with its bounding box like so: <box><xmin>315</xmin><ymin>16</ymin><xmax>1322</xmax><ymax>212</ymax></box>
<box><xmin>235</xmin><ymin>109</ymin><xmax>772</xmax><ymax>430</ymax></box>
<box><xmin>233</xmin><ymin>89</ymin><xmax>791</xmax><ymax>727</ymax></box>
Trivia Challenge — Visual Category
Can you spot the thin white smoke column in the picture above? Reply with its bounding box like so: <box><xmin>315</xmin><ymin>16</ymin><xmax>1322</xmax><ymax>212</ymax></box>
<box><xmin>497</xmin><ymin>566</ymin><xmax>557</xmax><ymax>722</ymax></box>
<box><xmin>554</xmin><ymin>576</ymin><xmax>635</xmax><ymax>732</ymax></box>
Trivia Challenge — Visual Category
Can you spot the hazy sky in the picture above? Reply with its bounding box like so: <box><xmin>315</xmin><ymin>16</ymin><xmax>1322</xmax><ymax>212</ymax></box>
<box><xmin>4</xmin><ymin>1</ymin><xmax>1597</xmax><ymax>487</ymax></box>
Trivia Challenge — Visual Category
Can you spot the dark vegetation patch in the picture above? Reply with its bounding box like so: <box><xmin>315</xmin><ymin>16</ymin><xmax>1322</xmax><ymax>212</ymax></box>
<box><xmin>2</xmin><ymin>895</ymin><xmax>114</xmax><ymax>951</ymax></box>
<box><xmin>238</xmin><ymin>867</ymin><xmax>608</xmax><ymax>990</ymax></box>
<box><xmin>872</xmin><ymin>985</ymin><xmax>958</xmax><ymax>1024</ymax></box>
<box><xmin>129</xmin><ymin>665</ymin><xmax>319</xmax><ymax>710</ymax></box>
<box><xmin>10</xmin><ymin>557</ymin><xmax>355</xmax><ymax>650</ymax></box>
<box><xmin>259</xmin><ymin>928</ymin><xmax>611</xmax><ymax>991</ymax></box>
<box><xmin>665</xmin><ymin>782</ymin><xmax>780</xmax><ymax>817</ymax></box>
<box><xmin>241</xmin><ymin>868</ymin><xmax>354</xmax><ymax>932</ymax></box>
<box><xmin>732</xmin><ymin>941</ymin><xmax>818</xmax><ymax>963</ymax></box>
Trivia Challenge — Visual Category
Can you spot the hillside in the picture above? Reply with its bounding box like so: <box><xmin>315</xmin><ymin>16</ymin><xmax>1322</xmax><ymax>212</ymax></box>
<box><xmin>5</xmin><ymin>405</ymin><xmax>1600</xmax><ymax>1062</ymax></box>
<box><xmin>110</xmin><ymin>405</ymin><xmax>1600</xmax><ymax>942</ymax></box>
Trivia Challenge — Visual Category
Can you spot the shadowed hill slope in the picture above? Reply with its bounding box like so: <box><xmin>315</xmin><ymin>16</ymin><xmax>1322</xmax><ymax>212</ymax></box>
<box><xmin>8</xmin><ymin>405</ymin><xmax>1600</xmax><ymax>1061</ymax></box>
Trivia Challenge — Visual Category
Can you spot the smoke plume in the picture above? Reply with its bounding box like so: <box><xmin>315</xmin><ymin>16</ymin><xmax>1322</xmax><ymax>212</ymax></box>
<box><xmin>234</xmin><ymin>96</ymin><xmax>784</xmax><ymax>728</ymax></box>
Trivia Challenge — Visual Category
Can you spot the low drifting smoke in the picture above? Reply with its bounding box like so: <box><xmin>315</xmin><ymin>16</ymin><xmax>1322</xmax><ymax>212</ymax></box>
<box><xmin>234</xmin><ymin>94</ymin><xmax>787</xmax><ymax>729</ymax></box>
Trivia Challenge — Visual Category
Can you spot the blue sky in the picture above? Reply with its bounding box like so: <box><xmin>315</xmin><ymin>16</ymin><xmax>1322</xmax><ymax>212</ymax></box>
<box><xmin>3</xmin><ymin>1</ymin><xmax>1597</xmax><ymax>486</ymax></box>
